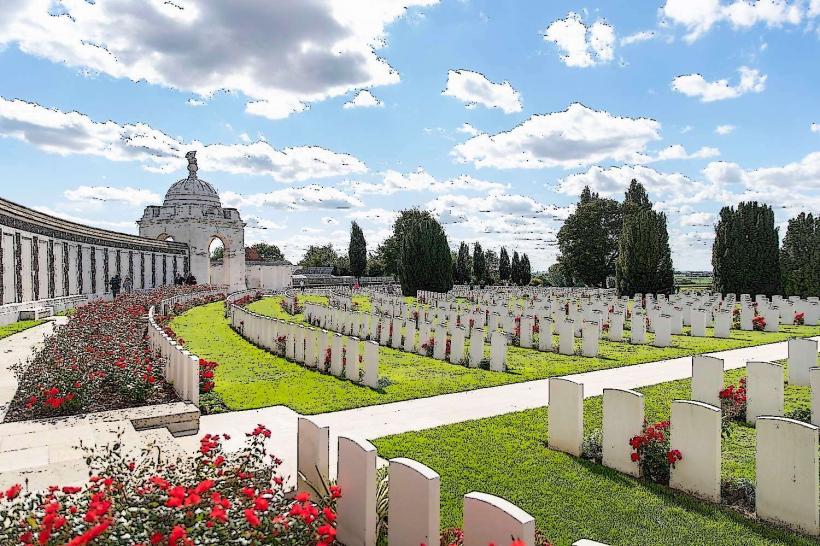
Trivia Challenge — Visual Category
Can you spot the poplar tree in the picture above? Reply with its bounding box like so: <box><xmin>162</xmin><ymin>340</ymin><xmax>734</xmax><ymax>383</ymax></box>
<box><xmin>499</xmin><ymin>247</ymin><xmax>511</xmax><ymax>282</ymax></box>
<box><xmin>397</xmin><ymin>215</ymin><xmax>453</xmax><ymax>296</ymax></box>
<box><xmin>780</xmin><ymin>212</ymin><xmax>819</xmax><ymax>297</ymax></box>
<box><xmin>511</xmin><ymin>251</ymin><xmax>521</xmax><ymax>285</ymax></box>
<box><xmin>455</xmin><ymin>242</ymin><xmax>471</xmax><ymax>284</ymax></box>
<box><xmin>348</xmin><ymin>221</ymin><xmax>367</xmax><ymax>280</ymax></box>
<box><xmin>472</xmin><ymin>241</ymin><xmax>486</xmax><ymax>284</ymax></box>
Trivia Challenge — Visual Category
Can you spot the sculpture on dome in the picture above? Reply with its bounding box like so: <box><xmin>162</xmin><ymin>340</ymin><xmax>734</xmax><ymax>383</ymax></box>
<box><xmin>186</xmin><ymin>150</ymin><xmax>198</xmax><ymax>179</ymax></box>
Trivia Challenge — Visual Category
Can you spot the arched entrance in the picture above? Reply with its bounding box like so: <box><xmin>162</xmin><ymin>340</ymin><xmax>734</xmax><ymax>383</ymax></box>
<box><xmin>208</xmin><ymin>236</ymin><xmax>228</xmax><ymax>285</ymax></box>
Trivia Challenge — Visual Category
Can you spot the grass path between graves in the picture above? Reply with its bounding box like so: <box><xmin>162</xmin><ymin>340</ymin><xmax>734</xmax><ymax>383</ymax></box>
<box><xmin>0</xmin><ymin>320</ymin><xmax>45</xmax><ymax>340</ymax></box>
<box><xmin>172</xmin><ymin>299</ymin><xmax>820</xmax><ymax>414</ymax></box>
<box><xmin>372</xmin><ymin>357</ymin><xmax>820</xmax><ymax>546</ymax></box>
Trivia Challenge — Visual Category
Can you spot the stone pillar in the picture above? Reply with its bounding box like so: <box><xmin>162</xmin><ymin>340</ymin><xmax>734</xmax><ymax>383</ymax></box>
<box><xmin>690</xmin><ymin>310</ymin><xmax>706</xmax><ymax>337</ymax></box>
<box><xmin>403</xmin><ymin>320</ymin><xmax>416</xmax><ymax>353</ymax></box>
<box><xmin>630</xmin><ymin>314</ymin><xmax>646</xmax><ymax>344</ymax></box>
<box><xmin>548</xmin><ymin>378</ymin><xmax>583</xmax><ymax>457</ymax></box>
<box><xmin>538</xmin><ymin>317</ymin><xmax>553</xmax><ymax>351</ymax></box>
<box><xmin>331</xmin><ymin>334</ymin><xmax>345</xmax><ymax>377</ymax></box>
<box><xmin>669</xmin><ymin>400</ymin><xmax>721</xmax><ymax>502</ymax></box>
<box><xmin>388</xmin><ymin>458</ymin><xmax>440</xmax><ymax>546</ymax></box>
<box><xmin>581</xmin><ymin>320</ymin><xmax>599</xmax><ymax>357</ymax></box>
<box><xmin>336</xmin><ymin>436</ymin><xmax>378</xmax><ymax>546</ymax></box>
<box><xmin>519</xmin><ymin>316</ymin><xmax>533</xmax><ymax>348</ymax></box>
<box><xmin>469</xmin><ymin>328</ymin><xmax>484</xmax><ymax>368</ymax></box>
<box><xmin>713</xmin><ymin>310</ymin><xmax>731</xmax><ymax>338</ymax></box>
<box><xmin>450</xmin><ymin>327</ymin><xmax>466</xmax><ymax>365</ymax></box>
<box><xmin>463</xmin><ymin>492</ymin><xmax>535</xmax><ymax>546</ymax></box>
<box><xmin>346</xmin><ymin>338</ymin><xmax>360</xmax><ymax>381</ymax></box>
<box><xmin>652</xmin><ymin>314</ymin><xmax>671</xmax><ymax>347</ymax></box>
<box><xmin>602</xmin><ymin>388</ymin><xmax>643</xmax><ymax>477</ymax></box>
<box><xmin>755</xmin><ymin>417</ymin><xmax>819</xmax><ymax>536</ymax></box>
<box><xmin>297</xmin><ymin>417</ymin><xmax>329</xmax><ymax>501</ymax></box>
<box><xmin>788</xmin><ymin>338</ymin><xmax>817</xmax><ymax>386</ymax></box>
<box><xmin>608</xmin><ymin>312</ymin><xmax>624</xmax><ymax>342</ymax></box>
<box><xmin>433</xmin><ymin>324</ymin><xmax>447</xmax><ymax>360</ymax></box>
<box><xmin>691</xmin><ymin>355</ymin><xmax>723</xmax><ymax>407</ymax></box>
<box><xmin>363</xmin><ymin>341</ymin><xmax>379</xmax><ymax>388</ymax></box>
<box><xmin>746</xmin><ymin>361</ymin><xmax>784</xmax><ymax>425</ymax></box>
<box><xmin>559</xmin><ymin>319</ymin><xmax>575</xmax><ymax>355</ymax></box>
<box><xmin>490</xmin><ymin>331</ymin><xmax>507</xmax><ymax>372</ymax></box>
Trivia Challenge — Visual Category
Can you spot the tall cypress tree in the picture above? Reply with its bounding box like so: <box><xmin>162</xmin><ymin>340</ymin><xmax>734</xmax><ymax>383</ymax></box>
<box><xmin>472</xmin><ymin>242</ymin><xmax>486</xmax><ymax>284</ymax></box>
<box><xmin>780</xmin><ymin>212</ymin><xmax>819</xmax><ymax>297</ymax></box>
<box><xmin>511</xmin><ymin>251</ymin><xmax>521</xmax><ymax>285</ymax></box>
<box><xmin>712</xmin><ymin>201</ymin><xmax>782</xmax><ymax>297</ymax></box>
<box><xmin>455</xmin><ymin>242</ymin><xmax>470</xmax><ymax>284</ymax></box>
<box><xmin>520</xmin><ymin>253</ymin><xmax>532</xmax><ymax>285</ymax></box>
<box><xmin>499</xmin><ymin>247</ymin><xmax>511</xmax><ymax>282</ymax></box>
<box><xmin>616</xmin><ymin>181</ymin><xmax>674</xmax><ymax>296</ymax></box>
<box><xmin>348</xmin><ymin>221</ymin><xmax>367</xmax><ymax>280</ymax></box>
<box><xmin>397</xmin><ymin>215</ymin><xmax>453</xmax><ymax>296</ymax></box>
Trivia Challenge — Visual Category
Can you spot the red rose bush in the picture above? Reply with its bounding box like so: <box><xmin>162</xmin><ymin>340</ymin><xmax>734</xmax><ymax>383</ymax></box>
<box><xmin>0</xmin><ymin>425</ymin><xmax>339</xmax><ymax>545</ymax></box>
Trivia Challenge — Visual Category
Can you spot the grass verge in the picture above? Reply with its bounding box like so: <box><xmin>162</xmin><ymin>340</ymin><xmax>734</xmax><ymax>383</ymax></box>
<box><xmin>0</xmin><ymin>320</ymin><xmax>46</xmax><ymax>340</ymax></box>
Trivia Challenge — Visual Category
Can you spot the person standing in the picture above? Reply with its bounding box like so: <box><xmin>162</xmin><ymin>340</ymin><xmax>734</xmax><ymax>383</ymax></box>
<box><xmin>110</xmin><ymin>274</ymin><xmax>121</xmax><ymax>299</ymax></box>
<box><xmin>123</xmin><ymin>275</ymin><xmax>133</xmax><ymax>293</ymax></box>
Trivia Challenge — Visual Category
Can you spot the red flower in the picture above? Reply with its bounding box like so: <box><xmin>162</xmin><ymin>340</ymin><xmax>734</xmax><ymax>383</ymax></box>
<box><xmin>244</xmin><ymin>508</ymin><xmax>261</xmax><ymax>527</ymax></box>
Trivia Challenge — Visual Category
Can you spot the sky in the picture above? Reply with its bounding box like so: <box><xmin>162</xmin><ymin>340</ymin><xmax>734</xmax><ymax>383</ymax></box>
<box><xmin>0</xmin><ymin>0</ymin><xmax>819</xmax><ymax>272</ymax></box>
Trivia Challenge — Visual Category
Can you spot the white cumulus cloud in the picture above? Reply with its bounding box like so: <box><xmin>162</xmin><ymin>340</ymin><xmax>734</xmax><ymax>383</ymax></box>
<box><xmin>661</xmin><ymin>0</ymin><xmax>804</xmax><ymax>42</ymax></box>
<box><xmin>671</xmin><ymin>67</ymin><xmax>766</xmax><ymax>102</ymax></box>
<box><xmin>343</xmin><ymin>90</ymin><xmax>384</xmax><ymax>109</ymax></box>
<box><xmin>715</xmin><ymin>124</ymin><xmax>736</xmax><ymax>135</ymax></box>
<box><xmin>451</xmin><ymin>103</ymin><xmax>661</xmax><ymax>170</ymax></box>
<box><xmin>543</xmin><ymin>12</ymin><xmax>615</xmax><ymax>67</ymax></box>
<box><xmin>442</xmin><ymin>69</ymin><xmax>522</xmax><ymax>113</ymax></box>
<box><xmin>346</xmin><ymin>168</ymin><xmax>508</xmax><ymax>195</ymax></box>
<box><xmin>64</xmin><ymin>186</ymin><xmax>161</xmax><ymax>207</ymax></box>
<box><xmin>0</xmin><ymin>97</ymin><xmax>367</xmax><ymax>182</ymax></box>
<box><xmin>0</xmin><ymin>0</ymin><xmax>438</xmax><ymax>120</ymax></box>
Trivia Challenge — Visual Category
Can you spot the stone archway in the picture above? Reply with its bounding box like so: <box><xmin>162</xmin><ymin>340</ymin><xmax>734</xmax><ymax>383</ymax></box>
<box><xmin>208</xmin><ymin>235</ymin><xmax>227</xmax><ymax>285</ymax></box>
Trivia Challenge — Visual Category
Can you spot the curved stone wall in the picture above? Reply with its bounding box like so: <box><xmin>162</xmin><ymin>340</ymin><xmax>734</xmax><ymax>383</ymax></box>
<box><xmin>0</xmin><ymin>196</ymin><xmax>189</xmax><ymax>305</ymax></box>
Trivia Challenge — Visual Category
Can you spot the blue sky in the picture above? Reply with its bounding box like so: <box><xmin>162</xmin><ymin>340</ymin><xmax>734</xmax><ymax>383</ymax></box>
<box><xmin>0</xmin><ymin>0</ymin><xmax>818</xmax><ymax>271</ymax></box>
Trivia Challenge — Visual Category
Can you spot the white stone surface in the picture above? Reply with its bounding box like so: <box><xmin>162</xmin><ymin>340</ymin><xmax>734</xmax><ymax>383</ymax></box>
<box><xmin>669</xmin><ymin>400</ymin><xmax>721</xmax><ymax>502</ymax></box>
<box><xmin>388</xmin><ymin>458</ymin><xmax>440</xmax><ymax>546</ymax></box>
<box><xmin>548</xmin><ymin>378</ymin><xmax>583</xmax><ymax>457</ymax></box>
<box><xmin>297</xmin><ymin>417</ymin><xmax>329</xmax><ymax>499</ymax></box>
<box><xmin>463</xmin><ymin>492</ymin><xmax>535</xmax><ymax>546</ymax></box>
<box><xmin>755</xmin><ymin>417</ymin><xmax>819</xmax><ymax>536</ymax></box>
<box><xmin>691</xmin><ymin>355</ymin><xmax>724</xmax><ymax>407</ymax></box>
<box><xmin>602</xmin><ymin>388</ymin><xmax>643</xmax><ymax>477</ymax></box>
<box><xmin>812</xmin><ymin>367</ymin><xmax>820</xmax><ymax>427</ymax></box>
<box><xmin>788</xmin><ymin>338</ymin><xmax>818</xmax><ymax>386</ymax></box>
<box><xmin>746</xmin><ymin>361</ymin><xmax>784</xmax><ymax>424</ymax></box>
<box><xmin>336</xmin><ymin>436</ymin><xmax>378</xmax><ymax>546</ymax></box>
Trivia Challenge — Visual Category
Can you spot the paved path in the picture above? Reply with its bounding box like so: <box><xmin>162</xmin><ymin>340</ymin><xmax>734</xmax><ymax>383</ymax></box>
<box><xmin>0</xmin><ymin>318</ymin><xmax>67</xmax><ymax>421</ymax></box>
<box><xmin>184</xmin><ymin>335</ymin><xmax>819</xmax><ymax>485</ymax></box>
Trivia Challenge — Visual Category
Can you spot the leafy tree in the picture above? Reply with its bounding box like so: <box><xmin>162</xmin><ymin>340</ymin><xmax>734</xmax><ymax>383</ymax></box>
<box><xmin>455</xmin><ymin>242</ymin><xmax>471</xmax><ymax>284</ymax></box>
<box><xmin>712</xmin><ymin>201</ymin><xmax>782</xmax><ymax>297</ymax></box>
<box><xmin>373</xmin><ymin>209</ymin><xmax>436</xmax><ymax>276</ymax></box>
<box><xmin>484</xmin><ymin>248</ymin><xmax>500</xmax><ymax>284</ymax></box>
<box><xmin>511</xmin><ymin>251</ymin><xmax>521</xmax><ymax>286</ymax></box>
<box><xmin>211</xmin><ymin>246</ymin><xmax>224</xmax><ymax>260</ymax></box>
<box><xmin>546</xmin><ymin>262</ymin><xmax>570</xmax><ymax>287</ymax></box>
<box><xmin>780</xmin><ymin>212</ymin><xmax>819</xmax><ymax>297</ymax></box>
<box><xmin>348</xmin><ymin>221</ymin><xmax>367</xmax><ymax>280</ymax></box>
<box><xmin>499</xmin><ymin>247</ymin><xmax>511</xmax><ymax>282</ymax></box>
<box><xmin>397</xmin><ymin>215</ymin><xmax>453</xmax><ymax>296</ymax></box>
<box><xmin>557</xmin><ymin>186</ymin><xmax>622</xmax><ymax>287</ymax></box>
<box><xmin>299</xmin><ymin>244</ymin><xmax>339</xmax><ymax>269</ymax></box>
<box><xmin>616</xmin><ymin>181</ymin><xmax>673</xmax><ymax>296</ymax></box>
<box><xmin>520</xmin><ymin>253</ymin><xmax>532</xmax><ymax>285</ymax></box>
<box><xmin>472</xmin><ymin>241</ymin><xmax>486</xmax><ymax>284</ymax></box>
<box><xmin>250</xmin><ymin>243</ymin><xmax>285</xmax><ymax>262</ymax></box>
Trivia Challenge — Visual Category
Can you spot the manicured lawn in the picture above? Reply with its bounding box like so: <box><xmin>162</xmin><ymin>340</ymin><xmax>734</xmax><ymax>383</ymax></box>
<box><xmin>0</xmin><ymin>320</ymin><xmax>45</xmax><ymax>340</ymax></box>
<box><xmin>373</xmin><ymin>363</ymin><xmax>819</xmax><ymax>546</ymax></box>
<box><xmin>172</xmin><ymin>299</ymin><xmax>820</xmax><ymax>414</ymax></box>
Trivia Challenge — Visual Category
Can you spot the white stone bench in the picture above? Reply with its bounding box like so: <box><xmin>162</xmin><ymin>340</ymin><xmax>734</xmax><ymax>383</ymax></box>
<box><xmin>18</xmin><ymin>307</ymin><xmax>54</xmax><ymax>321</ymax></box>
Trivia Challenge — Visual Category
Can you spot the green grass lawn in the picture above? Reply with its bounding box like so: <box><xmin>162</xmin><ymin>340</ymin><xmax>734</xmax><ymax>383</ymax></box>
<box><xmin>171</xmin><ymin>299</ymin><xmax>820</xmax><ymax>414</ymax></box>
<box><xmin>373</xmin><ymin>360</ymin><xmax>820</xmax><ymax>546</ymax></box>
<box><xmin>0</xmin><ymin>319</ymin><xmax>45</xmax><ymax>340</ymax></box>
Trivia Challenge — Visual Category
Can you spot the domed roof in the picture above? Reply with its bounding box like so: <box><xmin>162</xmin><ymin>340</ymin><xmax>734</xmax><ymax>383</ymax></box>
<box><xmin>163</xmin><ymin>151</ymin><xmax>222</xmax><ymax>207</ymax></box>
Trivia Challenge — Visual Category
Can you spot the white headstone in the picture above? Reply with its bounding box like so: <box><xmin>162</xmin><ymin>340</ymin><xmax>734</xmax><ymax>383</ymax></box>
<box><xmin>388</xmin><ymin>458</ymin><xmax>440</xmax><ymax>546</ymax></box>
<box><xmin>463</xmin><ymin>492</ymin><xmax>535</xmax><ymax>546</ymax></box>
<box><xmin>297</xmin><ymin>417</ymin><xmax>329</xmax><ymax>500</ymax></box>
<box><xmin>669</xmin><ymin>400</ymin><xmax>721</xmax><ymax>502</ymax></box>
<box><xmin>336</xmin><ymin>436</ymin><xmax>378</xmax><ymax>546</ymax></box>
<box><xmin>746</xmin><ymin>361</ymin><xmax>784</xmax><ymax>425</ymax></box>
<box><xmin>691</xmin><ymin>355</ymin><xmax>724</xmax><ymax>407</ymax></box>
<box><xmin>490</xmin><ymin>331</ymin><xmax>507</xmax><ymax>372</ymax></box>
<box><xmin>363</xmin><ymin>341</ymin><xmax>379</xmax><ymax>389</ymax></box>
<box><xmin>788</xmin><ymin>338</ymin><xmax>818</xmax><ymax>386</ymax></box>
<box><xmin>548</xmin><ymin>378</ymin><xmax>583</xmax><ymax>457</ymax></box>
<box><xmin>602</xmin><ymin>388</ymin><xmax>644</xmax><ymax>477</ymax></box>
<box><xmin>469</xmin><ymin>328</ymin><xmax>484</xmax><ymax>368</ymax></box>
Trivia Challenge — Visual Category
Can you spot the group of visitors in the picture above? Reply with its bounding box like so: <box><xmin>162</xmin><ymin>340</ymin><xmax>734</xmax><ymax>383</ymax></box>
<box><xmin>108</xmin><ymin>271</ymin><xmax>197</xmax><ymax>298</ymax></box>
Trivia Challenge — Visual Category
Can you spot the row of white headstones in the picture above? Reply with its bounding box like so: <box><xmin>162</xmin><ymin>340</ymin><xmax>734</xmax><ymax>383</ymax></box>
<box><xmin>230</xmin><ymin>303</ymin><xmax>381</xmax><ymax>389</ymax></box>
<box><xmin>296</xmin><ymin>416</ymin><xmax>609</xmax><ymax>546</ymax></box>
<box><xmin>548</xmin><ymin>338</ymin><xmax>820</xmax><ymax>537</ymax></box>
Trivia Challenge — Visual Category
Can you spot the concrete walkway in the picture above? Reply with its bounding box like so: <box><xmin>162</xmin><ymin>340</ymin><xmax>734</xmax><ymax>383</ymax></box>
<box><xmin>0</xmin><ymin>318</ymin><xmax>67</xmax><ymax>421</ymax></box>
<box><xmin>180</xmin><ymin>335</ymin><xmax>819</xmax><ymax>485</ymax></box>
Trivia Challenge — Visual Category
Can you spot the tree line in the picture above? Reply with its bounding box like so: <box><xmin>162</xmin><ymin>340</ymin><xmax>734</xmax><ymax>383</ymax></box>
<box><xmin>555</xmin><ymin>179</ymin><xmax>674</xmax><ymax>297</ymax></box>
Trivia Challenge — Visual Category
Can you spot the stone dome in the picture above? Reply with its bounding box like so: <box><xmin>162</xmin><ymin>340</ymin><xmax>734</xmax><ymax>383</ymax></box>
<box><xmin>163</xmin><ymin>177</ymin><xmax>222</xmax><ymax>207</ymax></box>
<box><xmin>162</xmin><ymin>151</ymin><xmax>222</xmax><ymax>207</ymax></box>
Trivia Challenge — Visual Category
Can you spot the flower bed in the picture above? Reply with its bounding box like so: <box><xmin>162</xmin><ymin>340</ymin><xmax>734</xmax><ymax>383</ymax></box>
<box><xmin>5</xmin><ymin>286</ymin><xmax>221</xmax><ymax>422</ymax></box>
<box><xmin>0</xmin><ymin>426</ymin><xmax>339</xmax><ymax>545</ymax></box>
